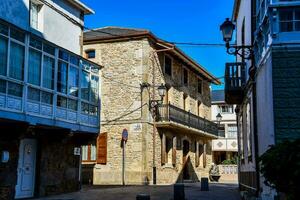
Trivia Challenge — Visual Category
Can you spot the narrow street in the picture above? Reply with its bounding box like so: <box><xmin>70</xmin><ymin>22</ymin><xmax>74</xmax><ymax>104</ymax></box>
<box><xmin>35</xmin><ymin>183</ymin><xmax>240</xmax><ymax>200</ymax></box>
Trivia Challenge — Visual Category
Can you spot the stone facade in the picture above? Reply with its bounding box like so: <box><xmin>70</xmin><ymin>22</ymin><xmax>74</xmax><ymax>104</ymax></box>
<box><xmin>83</xmin><ymin>35</ymin><xmax>217</xmax><ymax>185</ymax></box>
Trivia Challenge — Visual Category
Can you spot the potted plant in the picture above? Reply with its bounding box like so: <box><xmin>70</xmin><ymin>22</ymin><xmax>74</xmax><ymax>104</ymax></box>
<box><xmin>209</xmin><ymin>163</ymin><xmax>220</xmax><ymax>182</ymax></box>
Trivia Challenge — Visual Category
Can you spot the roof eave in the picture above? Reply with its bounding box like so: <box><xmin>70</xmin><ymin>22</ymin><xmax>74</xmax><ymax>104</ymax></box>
<box><xmin>66</xmin><ymin>0</ymin><xmax>95</xmax><ymax>15</ymax></box>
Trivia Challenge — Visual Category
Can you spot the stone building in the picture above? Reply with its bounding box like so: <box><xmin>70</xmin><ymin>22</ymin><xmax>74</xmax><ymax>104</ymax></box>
<box><xmin>224</xmin><ymin>0</ymin><xmax>300</xmax><ymax>199</ymax></box>
<box><xmin>82</xmin><ymin>27</ymin><xmax>220</xmax><ymax>185</ymax></box>
<box><xmin>0</xmin><ymin>0</ymin><xmax>101</xmax><ymax>199</ymax></box>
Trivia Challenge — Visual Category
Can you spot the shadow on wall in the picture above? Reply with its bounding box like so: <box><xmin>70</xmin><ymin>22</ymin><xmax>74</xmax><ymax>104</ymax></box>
<box><xmin>176</xmin><ymin>157</ymin><xmax>200</xmax><ymax>183</ymax></box>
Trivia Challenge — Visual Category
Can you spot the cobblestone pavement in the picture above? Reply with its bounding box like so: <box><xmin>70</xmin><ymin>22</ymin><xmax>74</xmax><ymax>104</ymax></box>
<box><xmin>35</xmin><ymin>183</ymin><xmax>240</xmax><ymax>200</ymax></box>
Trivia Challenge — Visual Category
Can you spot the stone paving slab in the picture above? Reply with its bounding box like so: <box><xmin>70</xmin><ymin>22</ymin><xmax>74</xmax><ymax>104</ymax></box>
<box><xmin>35</xmin><ymin>183</ymin><xmax>240</xmax><ymax>200</ymax></box>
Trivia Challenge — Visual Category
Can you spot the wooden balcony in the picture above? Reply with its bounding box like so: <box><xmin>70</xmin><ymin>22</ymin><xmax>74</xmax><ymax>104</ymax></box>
<box><xmin>225</xmin><ymin>62</ymin><xmax>246</xmax><ymax>104</ymax></box>
<box><xmin>156</xmin><ymin>104</ymin><xmax>218</xmax><ymax>137</ymax></box>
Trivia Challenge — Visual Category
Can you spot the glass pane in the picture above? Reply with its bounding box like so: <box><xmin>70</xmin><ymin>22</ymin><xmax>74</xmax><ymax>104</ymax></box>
<box><xmin>59</xmin><ymin>50</ymin><xmax>69</xmax><ymax>61</ymax></box>
<box><xmin>43</xmin><ymin>43</ymin><xmax>55</xmax><ymax>55</ymax></box>
<box><xmin>90</xmin><ymin>75</ymin><xmax>99</xmax><ymax>103</ymax></box>
<box><xmin>82</xmin><ymin>146</ymin><xmax>88</xmax><ymax>161</ymax></box>
<box><xmin>57</xmin><ymin>61</ymin><xmax>68</xmax><ymax>93</ymax></box>
<box><xmin>9</xmin><ymin>42</ymin><xmax>24</xmax><ymax>80</ymax></box>
<box><xmin>7</xmin><ymin>82</ymin><xmax>22</xmax><ymax>97</ymax></box>
<box><xmin>295</xmin><ymin>9</ymin><xmax>300</xmax><ymax>20</ymax></box>
<box><xmin>86</xmin><ymin>50</ymin><xmax>95</xmax><ymax>58</ymax></box>
<box><xmin>0</xmin><ymin>79</ymin><xmax>6</xmax><ymax>93</ymax></box>
<box><xmin>295</xmin><ymin>22</ymin><xmax>300</xmax><ymax>31</ymax></box>
<box><xmin>29</xmin><ymin>36</ymin><xmax>42</xmax><ymax>50</ymax></box>
<box><xmin>81</xmin><ymin>71</ymin><xmax>89</xmax><ymax>100</ymax></box>
<box><xmin>70</xmin><ymin>55</ymin><xmax>79</xmax><ymax>66</ymax></box>
<box><xmin>28</xmin><ymin>48</ymin><xmax>41</xmax><ymax>85</ymax></box>
<box><xmin>89</xmin><ymin>105</ymin><xmax>98</xmax><ymax>116</ymax></box>
<box><xmin>0</xmin><ymin>36</ymin><xmax>8</xmax><ymax>76</ymax></box>
<box><xmin>81</xmin><ymin>102</ymin><xmax>89</xmax><ymax>114</ymax></box>
<box><xmin>279</xmin><ymin>8</ymin><xmax>293</xmax><ymax>21</ymax></box>
<box><xmin>42</xmin><ymin>56</ymin><xmax>54</xmax><ymax>89</ymax></box>
<box><xmin>81</xmin><ymin>60</ymin><xmax>90</xmax><ymax>71</ymax></box>
<box><xmin>68</xmin><ymin>99</ymin><xmax>77</xmax><ymax>111</ymax></box>
<box><xmin>0</xmin><ymin>22</ymin><xmax>8</xmax><ymax>36</ymax></box>
<box><xmin>91</xmin><ymin>145</ymin><xmax>96</xmax><ymax>160</ymax></box>
<box><xmin>280</xmin><ymin>22</ymin><xmax>293</xmax><ymax>32</ymax></box>
<box><xmin>27</xmin><ymin>87</ymin><xmax>40</xmax><ymax>101</ymax></box>
<box><xmin>68</xmin><ymin>66</ymin><xmax>79</xmax><ymax>96</ymax></box>
<box><xmin>57</xmin><ymin>96</ymin><xmax>67</xmax><ymax>108</ymax></box>
<box><xmin>10</xmin><ymin>27</ymin><xmax>25</xmax><ymax>43</ymax></box>
<box><xmin>41</xmin><ymin>91</ymin><xmax>53</xmax><ymax>105</ymax></box>
<box><xmin>91</xmin><ymin>65</ymin><xmax>99</xmax><ymax>74</ymax></box>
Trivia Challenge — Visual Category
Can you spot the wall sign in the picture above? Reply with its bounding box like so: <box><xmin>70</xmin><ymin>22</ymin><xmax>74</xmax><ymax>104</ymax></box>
<box><xmin>74</xmin><ymin>147</ymin><xmax>81</xmax><ymax>156</ymax></box>
<box><xmin>122</xmin><ymin>128</ymin><xmax>128</xmax><ymax>141</ymax></box>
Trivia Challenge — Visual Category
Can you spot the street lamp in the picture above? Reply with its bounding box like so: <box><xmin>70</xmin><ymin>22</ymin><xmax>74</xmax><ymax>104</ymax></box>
<box><xmin>216</xmin><ymin>113</ymin><xmax>222</xmax><ymax>126</ymax></box>
<box><xmin>220</xmin><ymin>18</ymin><xmax>253</xmax><ymax>60</ymax></box>
<box><xmin>149</xmin><ymin>83</ymin><xmax>167</xmax><ymax>110</ymax></box>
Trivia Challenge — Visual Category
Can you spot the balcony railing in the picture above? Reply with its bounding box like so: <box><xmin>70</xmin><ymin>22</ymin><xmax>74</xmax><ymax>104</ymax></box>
<box><xmin>156</xmin><ymin>104</ymin><xmax>218</xmax><ymax>136</ymax></box>
<box><xmin>225</xmin><ymin>62</ymin><xmax>246</xmax><ymax>104</ymax></box>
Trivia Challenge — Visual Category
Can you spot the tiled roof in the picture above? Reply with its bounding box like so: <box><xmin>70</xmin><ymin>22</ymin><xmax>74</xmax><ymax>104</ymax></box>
<box><xmin>83</xmin><ymin>27</ymin><xmax>149</xmax><ymax>41</ymax></box>
<box><xmin>211</xmin><ymin>90</ymin><xmax>225</xmax><ymax>103</ymax></box>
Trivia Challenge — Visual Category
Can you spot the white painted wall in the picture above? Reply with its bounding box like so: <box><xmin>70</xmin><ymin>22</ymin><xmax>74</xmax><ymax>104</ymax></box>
<box><xmin>0</xmin><ymin>0</ymin><xmax>84</xmax><ymax>54</ymax></box>
<box><xmin>256</xmin><ymin>54</ymin><xmax>275</xmax><ymax>156</ymax></box>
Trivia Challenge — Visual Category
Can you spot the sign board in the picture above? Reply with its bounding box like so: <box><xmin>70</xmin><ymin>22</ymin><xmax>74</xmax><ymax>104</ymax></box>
<box><xmin>122</xmin><ymin>128</ymin><xmax>128</xmax><ymax>141</ymax></box>
<box><xmin>74</xmin><ymin>147</ymin><xmax>81</xmax><ymax>156</ymax></box>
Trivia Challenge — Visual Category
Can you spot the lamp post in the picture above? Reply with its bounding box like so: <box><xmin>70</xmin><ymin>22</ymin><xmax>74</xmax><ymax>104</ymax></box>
<box><xmin>220</xmin><ymin>18</ymin><xmax>253</xmax><ymax>60</ymax></box>
<box><xmin>216</xmin><ymin>113</ymin><xmax>222</xmax><ymax>126</ymax></box>
<box><xmin>143</xmin><ymin>83</ymin><xmax>166</xmax><ymax>185</ymax></box>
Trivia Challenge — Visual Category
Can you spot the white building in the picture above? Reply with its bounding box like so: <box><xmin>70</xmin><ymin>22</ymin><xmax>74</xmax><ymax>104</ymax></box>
<box><xmin>211</xmin><ymin>90</ymin><xmax>238</xmax><ymax>164</ymax></box>
<box><xmin>224</xmin><ymin>0</ymin><xmax>300</xmax><ymax>199</ymax></box>
<box><xmin>0</xmin><ymin>0</ymin><xmax>101</xmax><ymax>199</ymax></box>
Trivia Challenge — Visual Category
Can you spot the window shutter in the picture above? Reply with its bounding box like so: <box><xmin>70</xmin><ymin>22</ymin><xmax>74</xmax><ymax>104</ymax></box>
<box><xmin>203</xmin><ymin>143</ymin><xmax>207</xmax><ymax>168</ymax></box>
<box><xmin>172</xmin><ymin>136</ymin><xmax>177</xmax><ymax>165</ymax></box>
<box><xmin>161</xmin><ymin>133</ymin><xmax>166</xmax><ymax>165</ymax></box>
<box><xmin>97</xmin><ymin>132</ymin><xmax>107</xmax><ymax>164</ymax></box>
<box><xmin>195</xmin><ymin>141</ymin><xmax>199</xmax><ymax>167</ymax></box>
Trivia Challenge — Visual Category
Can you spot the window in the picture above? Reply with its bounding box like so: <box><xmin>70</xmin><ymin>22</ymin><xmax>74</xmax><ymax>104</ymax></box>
<box><xmin>68</xmin><ymin>66</ymin><xmax>79</xmax><ymax>96</ymax></box>
<box><xmin>7</xmin><ymin>82</ymin><xmax>22</xmax><ymax>97</ymax></box>
<box><xmin>218</xmin><ymin>124</ymin><xmax>225</xmax><ymax>137</ymax></box>
<box><xmin>57</xmin><ymin>96</ymin><xmax>67</xmax><ymax>108</ymax></box>
<box><xmin>81</xmin><ymin>71</ymin><xmax>90</xmax><ymax>100</ymax></box>
<box><xmin>197</xmin><ymin>79</ymin><xmax>202</xmax><ymax>94</ymax></box>
<box><xmin>279</xmin><ymin>8</ymin><xmax>300</xmax><ymax>32</ymax></box>
<box><xmin>183</xmin><ymin>68</ymin><xmax>188</xmax><ymax>85</ymax></box>
<box><xmin>0</xmin><ymin>79</ymin><xmax>6</xmax><ymax>93</ymax></box>
<box><xmin>28</xmin><ymin>49</ymin><xmax>42</xmax><ymax>85</ymax></box>
<box><xmin>28</xmin><ymin>87</ymin><xmax>40</xmax><ymax>101</ymax></box>
<box><xmin>90</xmin><ymin>75</ymin><xmax>99</xmax><ymax>103</ymax></box>
<box><xmin>41</xmin><ymin>91</ymin><xmax>52</xmax><ymax>105</ymax></box>
<box><xmin>219</xmin><ymin>105</ymin><xmax>234</xmax><ymax>113</ymax></box>
<box><xmin>85</xmin><ymin>49</ymin><xmax>95</xmax><ymax>59</ymax></box>
<box><xmin>227</xmin><ymin>124</ymin><xmax>237</xmax><ymax>138</ymax></box>
<box><xmin>57</xmin><ymin>61</ymin><xmax>68</xmax><ymax>93</ymax></box>
<box><xmin>164</xmin><ymin>55</ymin><xmax>172</xmax><ymax>76</ymax></box>
<box><xmin>42</xmin><ymin>56</ymin><xmax>54</xmax><ymax>89</ymax></box>
<box><xmin>0</xmin><ymin>36</ymin><xmax>8</xmax><ymax>76</ymax></box>
<box><xmin>30</xmin><ymin>2</ymin><xmax>41</xmax><ymax>30</ymax></box>
<box><xmin>9</xmin><ymin>42</ymin><xmax>24</xmax><ymax>80</ymax></box>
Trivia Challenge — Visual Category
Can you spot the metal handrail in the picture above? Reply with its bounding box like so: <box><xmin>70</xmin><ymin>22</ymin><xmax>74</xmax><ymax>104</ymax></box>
<box><xmin>156</xmin><ymin>104</ymin><xmax>218</xmax><ymax>136</ymax></box>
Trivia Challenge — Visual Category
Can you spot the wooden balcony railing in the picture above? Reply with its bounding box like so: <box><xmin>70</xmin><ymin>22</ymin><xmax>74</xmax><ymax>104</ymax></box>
<box><xmin>156</xmin><ymin>104</ymin><xmax>218</xmax><ymax>136</ymax></box>
<box><xmin>225</xmin><ymin>62</ymin><xmax>246</xmax><ymax>104</ymax></box>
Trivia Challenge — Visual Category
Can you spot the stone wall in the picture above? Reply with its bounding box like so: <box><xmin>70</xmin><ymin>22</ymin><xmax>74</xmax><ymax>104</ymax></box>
<box><xmin>83</xmin><ymin>37</ymin><xmax>213</xmax><ymax>185</ymax></box>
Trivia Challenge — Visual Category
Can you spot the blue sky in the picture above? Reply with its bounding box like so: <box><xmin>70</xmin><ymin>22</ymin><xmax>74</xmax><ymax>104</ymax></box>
<box><xmin>81</xmin><ymin>0</ymin><xmax>235</xmax><ymax>89</ymax></box>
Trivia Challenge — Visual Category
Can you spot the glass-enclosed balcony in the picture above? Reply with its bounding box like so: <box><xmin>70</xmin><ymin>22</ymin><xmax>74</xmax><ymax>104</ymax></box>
<box><xmin>0</xmin><ymin>20</ymin><xmax>101</xmax><ymax>133</ymax></box>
